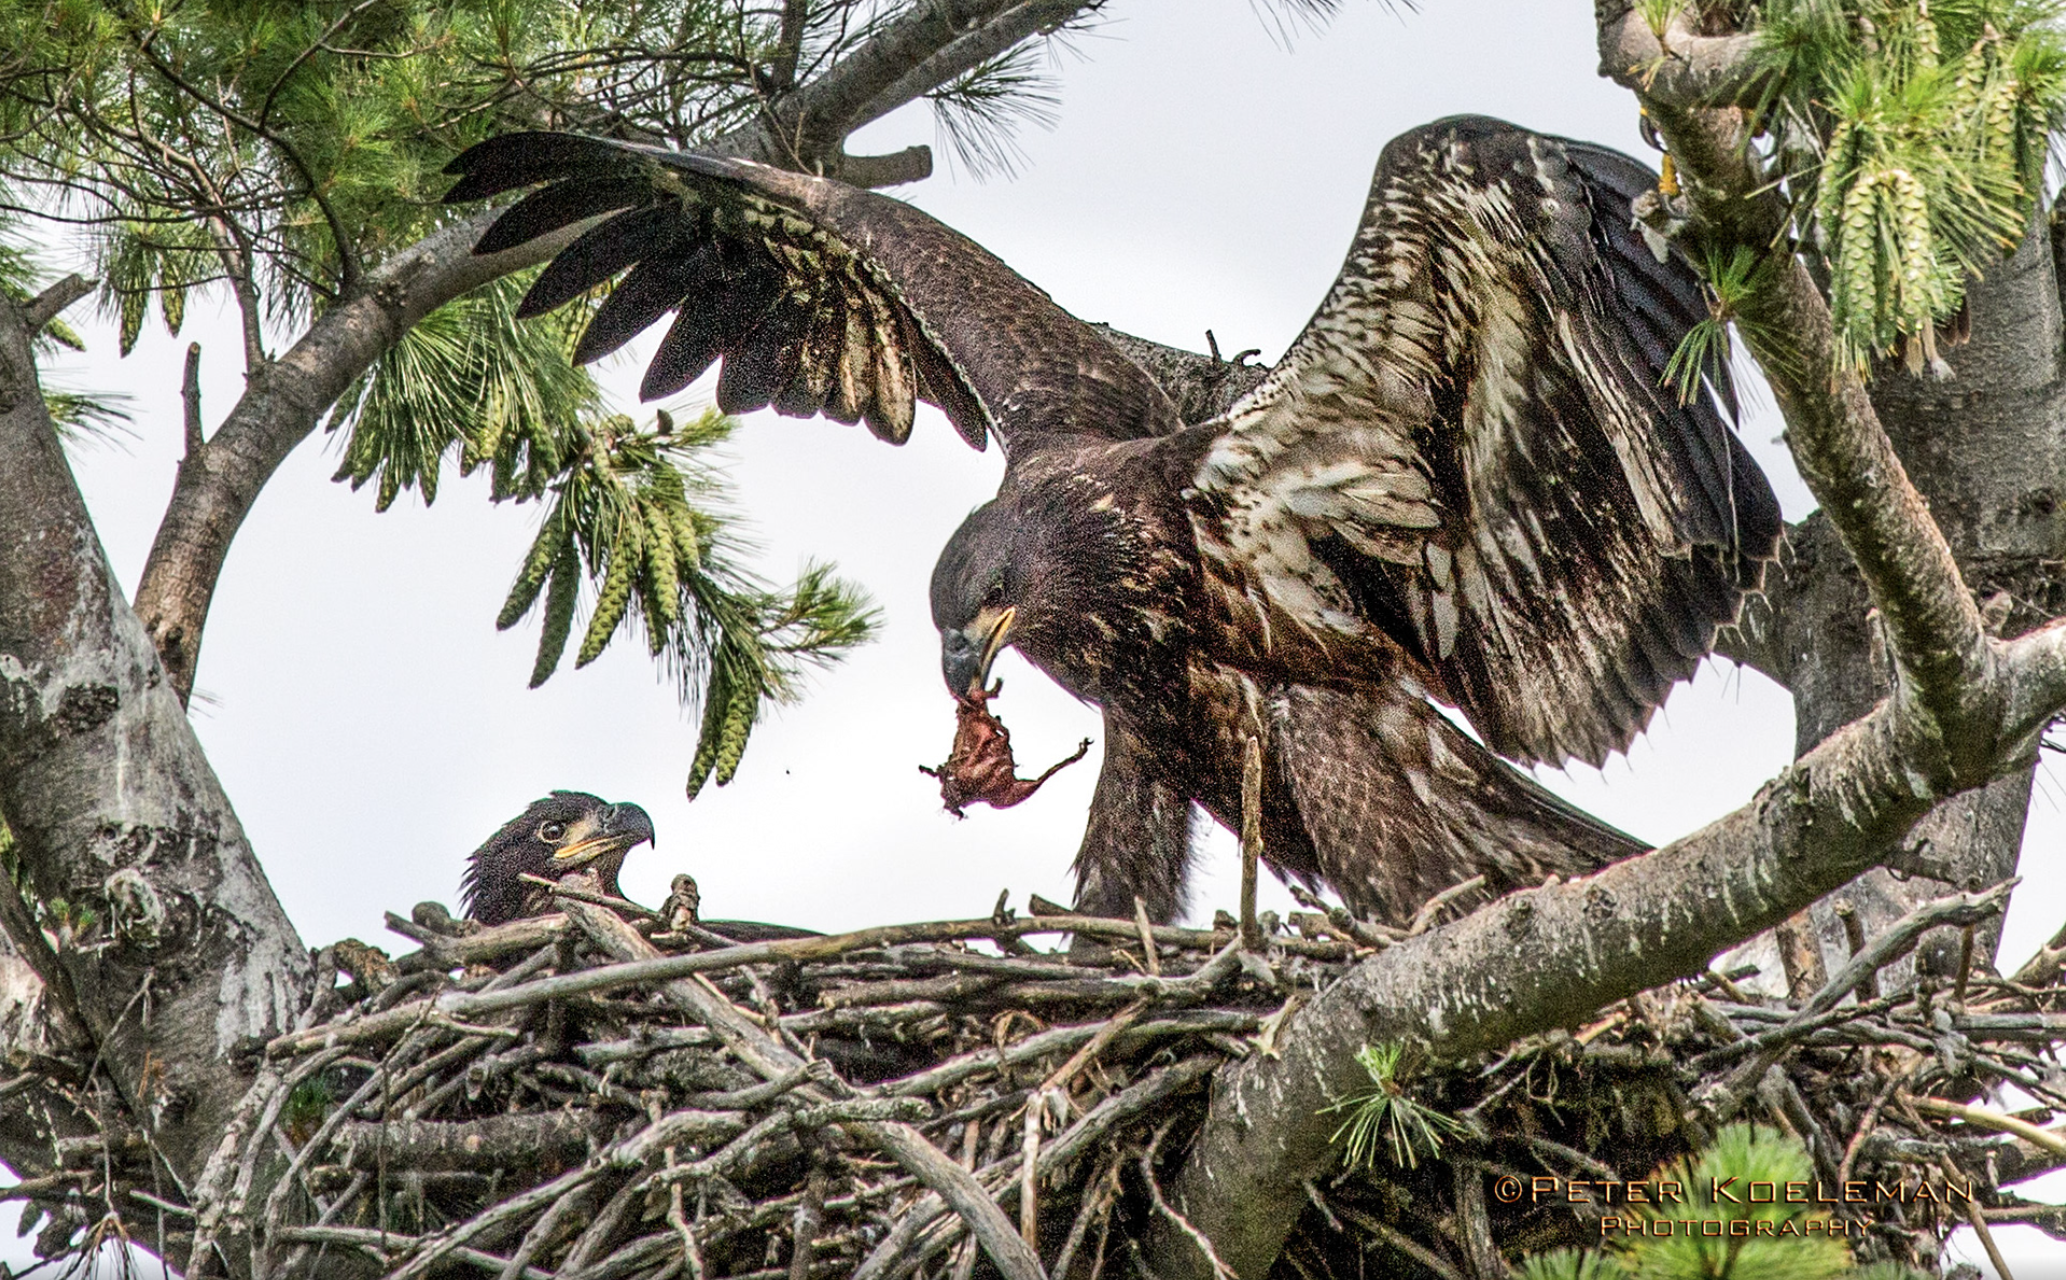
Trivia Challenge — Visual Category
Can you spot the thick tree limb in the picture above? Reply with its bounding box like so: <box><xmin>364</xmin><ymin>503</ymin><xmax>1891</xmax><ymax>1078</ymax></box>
<box><xmin>1594</xmin><ymin>2</ymin><xmax>1769</xmax><ymax>109</ymax></box>
<box><xmin>0</xmin><ymin>290</ymin><xmax>309</xmax><ymax>1189</ymax></box>
<box><xmin>1648</xmin><ymin>108</ymin><xmax>1994</xmax><ymax>755</ymax></box>
<box><xmin>1625</xmin><ymin>47</ymin><xmax>2054</xmax><ymax>983</ymax></box>
<box><xmin>1150</xmin><ymin>697</ymin><xmax>1972</xmax><ymax>1276</ymax></box>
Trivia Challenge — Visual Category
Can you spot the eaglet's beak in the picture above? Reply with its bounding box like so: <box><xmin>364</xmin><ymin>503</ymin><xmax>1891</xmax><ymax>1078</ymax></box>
<box><xmin>941</xmin><ymin>605</ymin><xmax>1016</xmax><ymax>697</ymax></box>
<box><xmin>552</xmin><ymin>801</ymin><xmax>657</xmax><ymax>869</ymax></box>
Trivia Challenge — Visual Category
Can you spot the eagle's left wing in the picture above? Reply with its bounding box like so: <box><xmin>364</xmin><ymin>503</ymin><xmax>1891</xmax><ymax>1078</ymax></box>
<box><xmin>1182</xmin><ymin>116</ymin><xmax>1781</xmax><ymax>768</ymax></box>
<box><xmin>442</xmin><ymin>133</ymin><xmax>1183</xmax><ymax>459</ymax></box>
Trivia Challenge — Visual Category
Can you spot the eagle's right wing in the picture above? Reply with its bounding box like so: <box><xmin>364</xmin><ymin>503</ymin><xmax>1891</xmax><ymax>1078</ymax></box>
<box><xmin>443</xmin><ymin>134</ymin><xmax>1183</xmax><ymax>457</ymax></box>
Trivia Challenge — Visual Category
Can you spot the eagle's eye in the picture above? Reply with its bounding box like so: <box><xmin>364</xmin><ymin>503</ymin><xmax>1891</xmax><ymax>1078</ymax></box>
<box><xmin>537</xmin><ymin>820</ymin><xmax>569</xmax><ymax>843</ymax></box>
<box><xmin>982</xmin><ymin>580</ymin><xmax>1005</xmax><ymax>608</ymax></box>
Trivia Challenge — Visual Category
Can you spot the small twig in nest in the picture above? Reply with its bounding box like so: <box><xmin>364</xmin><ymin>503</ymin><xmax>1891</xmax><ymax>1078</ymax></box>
<box><xmin>1140</xmin><ymin>1117</ymin><xmax>1237</xmax><ymax>1279</ymax></box>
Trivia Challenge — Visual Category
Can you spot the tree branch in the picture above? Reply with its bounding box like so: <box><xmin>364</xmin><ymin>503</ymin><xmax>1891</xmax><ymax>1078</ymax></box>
<box><xmin>24</xmin><ymin>274</ymin><xmax>90</xmax><ymax>332</ymax></box>
<box><xmin>846</xmin><ymin>0</ymin><xmax>1087</xmax><ymax>139</ymax></box>
<box><xmin>180</xmin><ymin>341</ymin><xmax>203</xmax><ymax>460</ymax></box>
<box><xmin>1613</xmin><ymin>98</ymin><xmax>1995</xmax><ymax>777</ymax></box>
<box><xmin>131</xmin><ymin>208</ymin><xmax>580</xmax><ymax>705</ymax></box>
<box><xmin>332</xmin><ymin>1112</ymin><xmax>609</xmax><ymax>1173</ymax></box>
<box><xmin>1150</xmin><ymin>697</ymin><xmax>1957</xmax><ymax>1275</ymax></box>
<box><xmin>1594</xmin><ymin>1</ymin><xmax>1770</xmax><ymax>109</ymax></box>
<box><xmin>770</xmin><ymin>0</ymin><xmax>810</xmax><ymax>91</ymax></box>
<box><xmin>710</xmin><ymin>0</ymin><xmax>1094</xmax><ymax>177</ymax></box>
<box><xmin>834</xmin><ymin>144</ymin><xmax>935</xmax><ymax>189</ymax></box>
<box><xmin>0</xmin><ymin>290</ymin><xmax>309</xmax><ymax>1192</ymax></box>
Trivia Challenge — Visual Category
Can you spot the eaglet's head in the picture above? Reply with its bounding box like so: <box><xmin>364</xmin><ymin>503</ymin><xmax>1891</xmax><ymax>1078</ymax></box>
<box><xmin>461</xmin><ymin>791</ymin><xmax>655</xmax><ymax>925</ymax></box>
<box><xmin>931</xmin><ymin>479</ymin><xmax>1174</xmax><ymax>706</ymax></box>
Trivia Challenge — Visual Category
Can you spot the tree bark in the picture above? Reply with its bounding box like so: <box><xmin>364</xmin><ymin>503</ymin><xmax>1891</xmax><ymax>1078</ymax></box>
<box><xmin>1733</xmin><ymin>205</ymin><xmax>2066</xmax><ymax>991</ymax></box>
<box><xmin>1149</xmin><ymin>704</ymin><xmax>1998</xmax><ymax>1277</ymax></box>
<box><xmin>0</xmin><ymin>282</ymin><xmax>309</xmax><ymax>1192</ymax></box>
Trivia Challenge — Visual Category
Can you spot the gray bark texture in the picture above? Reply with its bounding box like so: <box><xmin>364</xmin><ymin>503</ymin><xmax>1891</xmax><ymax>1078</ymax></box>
<box><xmin>1726</xmin><ymin>198</ymin><xmax>2066</xmax><ymax>994</ymax></box>
<box><xmin>0</xmin><ymin>282</ymin><xmax>310</xmax><ymax>1192</ymax></box>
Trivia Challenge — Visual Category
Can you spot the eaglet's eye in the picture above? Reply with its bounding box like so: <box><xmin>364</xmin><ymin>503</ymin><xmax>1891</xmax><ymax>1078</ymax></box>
<box><xmin>537</xmin><ymin>820</ymin><xmax>569</xmax><ymax>843</ymax></box>
<box><xmin>982</xmin><ymin>579</ymin><xmax>1006</xmax><ymax>608</ymax></box>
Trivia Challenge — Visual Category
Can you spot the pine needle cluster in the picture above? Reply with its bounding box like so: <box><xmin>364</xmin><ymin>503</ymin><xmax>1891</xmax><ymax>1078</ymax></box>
<box><xmin>326</xmin><ymin>281</ymin><xmax>878</xmax><ymax>796</ymax></box>
<box><xmin>0</xmin><ymin>1</ymin><xmax>946</xmax><ymax>794</ymax></box>
<box><xmin>1723</xmin><ymin>0</ymin><xmax>2066</xmax><ymax>374</ymax></box>
<box><xmin>1323</xmin><ymin>1042</ymin><xmax>1470</xmax><ymax>1171</ymax></box>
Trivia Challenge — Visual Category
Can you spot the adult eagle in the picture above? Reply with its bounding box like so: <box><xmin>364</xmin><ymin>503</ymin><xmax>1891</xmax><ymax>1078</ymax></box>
<box><xmin>445</xmin><ymin>116</ymin><xmax>1780</xmax><ymax>928</ymax></box>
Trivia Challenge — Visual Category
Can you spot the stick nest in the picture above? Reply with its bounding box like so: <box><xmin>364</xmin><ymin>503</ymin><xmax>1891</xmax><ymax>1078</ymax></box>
<box><xmin>8</xmin><ymin>879</ymin><xmax>2066</xmax><ymax>1279</ymax></box>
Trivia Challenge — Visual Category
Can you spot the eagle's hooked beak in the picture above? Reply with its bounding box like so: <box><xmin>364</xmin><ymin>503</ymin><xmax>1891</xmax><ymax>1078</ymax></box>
<box><xmin>551</xmin><ymin>801</ymin><xmax>657</xmax><ymax>869</ymax></box>
<box><xmin>941</xmin><ymin>605</ymin><xmax>1016</xmax><ymax>697</ymax></box>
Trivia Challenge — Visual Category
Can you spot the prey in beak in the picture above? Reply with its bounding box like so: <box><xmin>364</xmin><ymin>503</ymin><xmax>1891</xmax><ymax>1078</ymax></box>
<box><xmin>941</xmin><ymin>604</ymin><xmax>1016</xmax><ymax>697</ymax></box>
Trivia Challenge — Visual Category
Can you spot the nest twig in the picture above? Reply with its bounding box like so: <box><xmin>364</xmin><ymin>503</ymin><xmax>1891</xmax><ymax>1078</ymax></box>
<box><xmin>6</xmin><ymin>878</ymin><xmax>2066</xmax><ymax>1278</ymax></box>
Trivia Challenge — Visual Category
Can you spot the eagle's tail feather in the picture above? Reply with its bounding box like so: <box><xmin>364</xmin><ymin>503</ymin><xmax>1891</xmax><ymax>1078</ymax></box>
<box><xmin>1266</xmin><ymin>683</ymin><xmax>1648</xmax><ymax>930</ymax></box>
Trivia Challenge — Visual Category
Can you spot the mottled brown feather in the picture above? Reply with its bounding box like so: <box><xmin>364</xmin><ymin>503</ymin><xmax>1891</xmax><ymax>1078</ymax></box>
<box><xmin>445</xmin><ymin>133</ymin><xmax>1184</xmax><ymax>457</ymax></box>
<box><xmin>1181</xmin><ymin>117</ymin><xmax>1781</xmax><ymax>768</ymax></box>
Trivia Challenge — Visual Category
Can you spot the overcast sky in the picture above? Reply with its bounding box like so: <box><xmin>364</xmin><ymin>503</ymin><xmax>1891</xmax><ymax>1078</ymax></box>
<box><xmin>14</xmin><ymin>1</ymin><xmax>2064</xmax><ymax>1272</ymax></box>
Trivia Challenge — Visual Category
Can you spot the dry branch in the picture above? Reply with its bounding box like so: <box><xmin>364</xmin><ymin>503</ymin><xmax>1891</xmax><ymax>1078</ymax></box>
<box><xmin>9</xmin><ymin>870</ymin><xmax>2066</xmax><ymax>1279</ymax></box>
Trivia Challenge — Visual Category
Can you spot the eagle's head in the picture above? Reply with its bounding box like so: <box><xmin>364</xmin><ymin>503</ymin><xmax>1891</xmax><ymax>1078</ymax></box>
<box><xmin>931</xmin><ymin>471</ymin><xmax>1193</xmax><ymax>710</ymax></box>
<box><xmin>460</xmin><ymin>791</ymin><xmax>656</xmax><ymax>925</ymax></box>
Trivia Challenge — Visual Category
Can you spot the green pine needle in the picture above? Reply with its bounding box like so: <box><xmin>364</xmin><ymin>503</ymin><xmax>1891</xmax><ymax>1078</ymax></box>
<box><xmin>1321</xmin><ymin>1042</ymin><xmax>1467</xmax><ymax>1171</ymax></box>
<box><xmin>529</xmin><ymin>549</ymin><xmax>580</xmax><ymax>690</ymax></box>
<box><xmin>1750</xmin><ymin>0</ymin><xmax>2066</xmax><ymax>374</ymax></box>
<box><xmin>499</xmin><ymin>405</ymin><xmax>876</xmax><ymax>790</ymax></box>
<box><xmin>1512</xmin><ymin>1124</ymin><xmax>1918</xmax><ymax>1280</ymax></box>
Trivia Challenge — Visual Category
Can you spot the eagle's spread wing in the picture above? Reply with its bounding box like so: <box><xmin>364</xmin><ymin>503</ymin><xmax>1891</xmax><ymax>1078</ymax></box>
<box><xmin>1184</xmin><ymin>116</ymin><xmax>1781</xmax><ymax>767</ymax></box>
<box><xmin>443</xmin><ymin>134</ymin><xmax>1183</xmax><ymax>456</ymax></box>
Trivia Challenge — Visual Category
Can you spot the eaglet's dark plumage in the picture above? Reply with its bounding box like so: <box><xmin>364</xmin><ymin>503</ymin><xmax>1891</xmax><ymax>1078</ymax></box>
<box><xmin>445</xmin><ymin>116</ymin><xmax>1782</xmax><ymax>929</ymax></box>
<box><xmin>462</xmin><ymin>792</ymin><xmax>817</xmax><ymax>941</ymax></box>
<box><xmin>461</xmin><ymin>791</ymin><xmax>658</xmax><ymax>925</ymax></box>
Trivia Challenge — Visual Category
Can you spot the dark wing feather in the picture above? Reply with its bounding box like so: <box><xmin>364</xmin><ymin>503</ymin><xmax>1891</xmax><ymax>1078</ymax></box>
<box><xmin>1183</xmin><ymin>116</ymin><xmax>1780</xmax><ymax>767</ymax></box>
<box><xmin>520</xmin><ymin>205</ymin><xmax>683</xmax><ymax>318</ymax></box>
<box><xmin>716</xmin><ymin>291</ymin><xmax>815</xmax><ymax>414</ymax></box>
<box><xmin>575</xmin><ymin>251</ymin><xmax>714</xmax><ymax>365</ymax></box>
<box><xmin>475</xmin><ymin>177</ymin><xmax>651</xmax><ymax>255</ymax></box>
<box><xmin>444</xmin><ymin>133</ymin><xmax>1184</xmax><ymax>458</ymax></box>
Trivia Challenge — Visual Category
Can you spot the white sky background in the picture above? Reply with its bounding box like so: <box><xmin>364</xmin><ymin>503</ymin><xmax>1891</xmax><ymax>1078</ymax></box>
<box><xmin>11</xmin><ymin>0</ymin><xmax>2066</xmax><ymax>1273</ymax></box>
